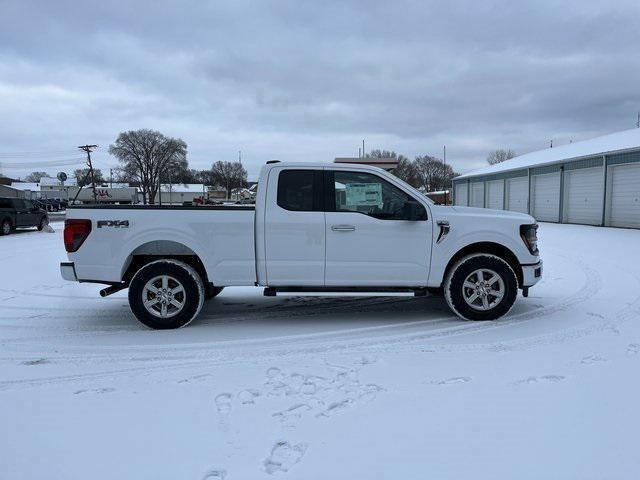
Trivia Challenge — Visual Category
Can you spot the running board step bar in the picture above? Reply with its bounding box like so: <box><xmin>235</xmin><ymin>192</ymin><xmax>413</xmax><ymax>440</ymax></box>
<box><xmin>264</xmin><ymin>287</ymin><xmax>428</xmax><ymax>297</ymax></box>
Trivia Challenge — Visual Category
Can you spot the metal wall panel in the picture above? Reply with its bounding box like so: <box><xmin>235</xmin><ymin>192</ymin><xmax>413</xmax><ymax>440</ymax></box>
<box><xmin>531</xmin><ymin>172</ymin><xmax>560</xmax><ymax>222</ymax></box>
<box><xmin>562</xmin><ymin>167</ymin><xmax>604</xmax><ymax>225</ymax></box>
<box><xmin>470</xmin><ymin>182</ymin><xmax>485</xmax><ymax>208</ymax></box>
<box><xmin>505</xmin><ymin>176</ymin><xmax>529</xmax><ymax>213</ymax></box>
<box><xmin>606</xmin><ymin>163</ymin><xmax>640</xmax><ymax>228</ymax></box>
<box><xmin>454</xmin><ymin>182</ymin><xmax>468</xmax><ymax>206</ymax></box>
<box><xmin>485</xmin><ymin>179</ymin><xmax>504</xmax><ymax>210</ymax></box>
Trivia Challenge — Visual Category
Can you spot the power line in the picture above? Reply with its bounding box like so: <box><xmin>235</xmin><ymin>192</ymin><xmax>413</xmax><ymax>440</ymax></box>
<box><xmin>0</xmin><ymin>158</ymin><xmax>85</xmax><ymax>168</ymax></box>
<box><xmin>0</xmin><ymin>149</ymin><xmax>80</xmax><ymax>158</ymax></box>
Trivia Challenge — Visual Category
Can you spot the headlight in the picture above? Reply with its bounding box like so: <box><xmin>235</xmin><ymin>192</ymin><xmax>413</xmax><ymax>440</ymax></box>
<box><xmin>520</xmin><ymin>224</ymin><xmax>539</xmax><ymax>255</ymax></box>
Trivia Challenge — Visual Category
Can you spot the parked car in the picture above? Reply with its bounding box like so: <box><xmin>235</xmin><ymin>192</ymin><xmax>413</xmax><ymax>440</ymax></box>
<box><xmin>60</xmin><ymin>161</ymin><xmax>542</xmax><ymax>329</ymax></box>
<box><xmin>0</xmin><ymin>197</ymin><xmax>49</xmax><ymax>235</ymax></box>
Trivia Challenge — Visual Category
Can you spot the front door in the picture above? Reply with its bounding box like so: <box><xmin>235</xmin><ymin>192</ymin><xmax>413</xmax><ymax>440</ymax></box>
<box><xmin>264</xmin><ymin>168</ymin><xmax>325</xmax><ymax>286</ymax></box>
<box><xmin>11</xmin><ymin>199</ymin><xmax>30</xmax><ymax>227</ymax></box>
<box><xmin>324</xmin><ymin>170</ymin><xmax>432</xmax><ymax>287</ymax></box>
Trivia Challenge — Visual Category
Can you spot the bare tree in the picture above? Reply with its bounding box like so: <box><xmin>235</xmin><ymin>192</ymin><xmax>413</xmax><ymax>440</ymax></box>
<box><xmin>487</xmin><ymin>149</ymin><xmax>516</xmax><ymax>165</ymax></box>
<box><xmin>25</xmin><ymin>171</ymin><xmax>51</xmax><ymax>182</ymax></box>
<box><xmin>74</xmin><ymin>168</ymin><xmax>104</xmax><ymax>186</ymax></box>
<box><xmin>209</xmin><ymin>161</ymin><xmax>247</xmax><ymax>198</ymax></box>
<box><xmin>109</xmin><ymin>129</ymin><xmax>187</xmax><ymax>204</ymax></box>
<box><xmin>414</xmin><ymin>155</ymin><xmax>457</xmax><ymax>192</ymax></box>
<box><xmin>366</xmin><ymin>149</ymin><xmax>420</xmax><ymax>187</ymax></box>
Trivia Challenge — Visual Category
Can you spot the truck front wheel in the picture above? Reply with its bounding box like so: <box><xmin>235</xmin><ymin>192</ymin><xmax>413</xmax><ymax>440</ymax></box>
<box><xmin>444</xmin><ymin>254</ymin><xmax>518</xmax><ymax>321</ymax></box>
<box><xmin>128</xmin><ymin>259</ymin><xmax>205</xmax><ymax>329</ymax></box>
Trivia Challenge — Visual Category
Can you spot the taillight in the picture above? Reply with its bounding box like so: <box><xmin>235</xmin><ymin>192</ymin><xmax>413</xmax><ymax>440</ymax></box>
<box><xmin>64</xmin><ymin>219</ymin><xmax>91</xmax><ymax>252</ymax></box>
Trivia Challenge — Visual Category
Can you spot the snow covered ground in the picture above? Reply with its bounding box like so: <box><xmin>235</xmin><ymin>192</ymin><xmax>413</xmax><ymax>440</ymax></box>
<box><xmin>1</xmin><ymin>223</ymin><xmax>640</xmax><ymax>479</ymax></box>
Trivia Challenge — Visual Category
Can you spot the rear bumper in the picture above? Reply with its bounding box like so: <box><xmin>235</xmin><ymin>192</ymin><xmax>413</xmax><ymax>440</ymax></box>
<box><xmin>60</xmin><ymin>262</ymin><xmax>78</xmax><ymax>282</ymax></box>
<box><xmin>521</xmin><ymin>260</ymin><xmax>543</xmax><ymax>287</ymax></box>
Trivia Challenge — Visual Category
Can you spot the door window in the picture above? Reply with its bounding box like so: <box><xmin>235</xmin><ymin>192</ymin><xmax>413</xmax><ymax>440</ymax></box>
<box><xmin>277</xmin><ymin>170</ymin><xmax>323</xmax><ymax>211</ymax></box>
<box><xmin>328</xmin><ymin>171</ymin><xmax>425</xmax><ymax>220</ymax></box>
<box><xmin>11</xmin><ymin>199</ymin><xmax>25</xmax><ymax>209</ymax></box>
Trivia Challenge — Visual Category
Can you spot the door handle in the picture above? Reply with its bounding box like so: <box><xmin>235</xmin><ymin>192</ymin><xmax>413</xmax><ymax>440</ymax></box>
<box><xmin>331</xmin><ymin>224</ymin><xmax>356</xmax><ymax>232</ymax></box>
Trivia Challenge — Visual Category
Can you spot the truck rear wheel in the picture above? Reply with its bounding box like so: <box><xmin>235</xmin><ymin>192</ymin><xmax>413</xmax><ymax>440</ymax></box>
<box><xmin>444</xmin><ymin>254</ymin><xmax>518</xmax><ymax>321</ymax></box>
<box><xmin>1</xmin><ymin>219</ymin><xmax>11</xmax><ymax>236</ymax></box>
<box><xmin>128</xmin><ymin>259</ymin><xmax>205</xmax><ymax>329</ymax></box>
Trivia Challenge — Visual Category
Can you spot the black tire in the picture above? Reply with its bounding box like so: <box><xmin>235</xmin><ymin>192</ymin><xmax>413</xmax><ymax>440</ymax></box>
<box><xmin>1</xmin><ymin>219</ymin><xmax>11</xmax><ymax>236</ymax></box>
<box><xmin>444</xmin><ymin>254</ymin><xmax>518</xmax><ymax>321</ymax></box>
<box><xmin>205</xmin><ymin>285</ymin><xmax>224</xmax><ymax>300</ymax></box>
<box><xmin>37</xmin><ymin>217</ymin><xmax>48</xmax><ymax>231</ymax></box>
<box><xmin>128</xmin><ymin>259</ymin><xmax>205</xmax><ymax>329</ymax></box>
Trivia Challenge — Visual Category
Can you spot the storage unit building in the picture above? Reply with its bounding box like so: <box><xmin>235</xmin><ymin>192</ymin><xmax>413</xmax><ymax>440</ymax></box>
<box><xmin>451</xmin><ymin>128</ymin><xmax>640</xmax><ymax>229</ymax></box>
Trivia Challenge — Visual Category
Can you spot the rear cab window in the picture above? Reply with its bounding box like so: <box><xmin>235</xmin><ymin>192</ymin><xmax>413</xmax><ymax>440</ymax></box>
<box><xmin>276</xmin><ymin>170</ymin><xmax>323</xmax><ymax>211</ymax></box>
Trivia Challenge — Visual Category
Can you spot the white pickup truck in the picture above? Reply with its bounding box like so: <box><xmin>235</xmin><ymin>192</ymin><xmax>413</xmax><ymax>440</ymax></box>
<box><xmin>61</xmin><ymin>161</ymin><xmax>542</xmax><ymax>329</ymax></box>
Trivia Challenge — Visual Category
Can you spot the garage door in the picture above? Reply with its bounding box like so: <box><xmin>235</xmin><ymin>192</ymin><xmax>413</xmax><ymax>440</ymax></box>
<box><xmin>606</xmin><ymin>163</ymin><xmax>640</xmax><ymax>228</ymax></box>
<box><xmin>454</xmin><ymin>183</ymin><xmax>468</xmax><ymax>206</ymax></box>
<box><xmin>563</xmin><ymin>167</ymin><xmax>604</xmax><ymax>225</ymax></box>
<box><xmin>470</xmin><ymin>182</ymin><xmax>484</xmax><ymax>208</ymax></box>
<box><xmin>485</xmin><ymin>180</ymin><xmax>504</xmax><ymax>210</ymax></box>
<box><xmin>505</xmin><ymin>176</ymin><xmax>528</xmax><ymax>213</ymax></box>
<box><xmin>531</xmin><ymin>172</ymin><xmax>560</xmax><ymax>222</ymax></box>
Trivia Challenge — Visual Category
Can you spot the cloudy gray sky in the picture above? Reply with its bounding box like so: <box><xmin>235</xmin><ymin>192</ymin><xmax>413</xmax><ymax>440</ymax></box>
<box><xmin>1</xmin><ymin>0</ymin><xmax>639</xmax><ymax>180</ymax></box>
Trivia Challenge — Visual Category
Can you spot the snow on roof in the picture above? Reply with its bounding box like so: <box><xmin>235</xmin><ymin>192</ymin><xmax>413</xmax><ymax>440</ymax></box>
<box><xmin>458</xmin><ymin>128</ymin><xmax>640</xmax><ymax>179</ymax></box>
<box><xmin>10</xmin><ymin>182</ymin><xmax>40</xmax><ymax>190</ymax></box>
<box><xmin>159</xmin><ymin>183</ymin><xmax>205</xmax><ymax>193</ymax></box>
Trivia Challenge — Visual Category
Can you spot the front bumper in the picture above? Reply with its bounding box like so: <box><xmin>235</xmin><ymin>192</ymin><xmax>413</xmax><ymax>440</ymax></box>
<box><xmin>60</xmin><ymin>262</ymin><xmax>78</xmax><ymax>282</ymax></box>
<box><xmin>521</xmin><ymin>260</ymin><xmax>543</xmax><ymax>287</ymax></box>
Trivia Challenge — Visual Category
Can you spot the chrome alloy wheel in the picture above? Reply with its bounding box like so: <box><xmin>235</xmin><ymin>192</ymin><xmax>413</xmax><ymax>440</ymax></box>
<box><xmin>142</xmin><ymin>275</ymin><xmax>185</xmax><ymax>318</ymax></box>
<box><xmin>462</xmin><ymin>268</ymin><xmax>505</xmax><ymax>311</ymax></box>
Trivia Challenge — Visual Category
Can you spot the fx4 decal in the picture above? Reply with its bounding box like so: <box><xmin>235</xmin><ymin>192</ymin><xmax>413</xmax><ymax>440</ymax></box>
<box><xmin>97</xmin><ymin>220</ymin><xmax>130</xmax><ymax>228</ymax></box>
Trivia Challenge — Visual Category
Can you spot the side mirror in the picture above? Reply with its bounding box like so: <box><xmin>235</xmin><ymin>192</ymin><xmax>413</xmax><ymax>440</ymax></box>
<box><xmin>403</xmin><ymin>200</ymin><xmax>427</xmax><ymax>221</ymax></box>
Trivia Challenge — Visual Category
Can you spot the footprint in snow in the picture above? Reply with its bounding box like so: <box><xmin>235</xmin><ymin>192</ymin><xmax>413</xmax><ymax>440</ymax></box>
<box><xmin>202</xmin><ymin>469</ymin><xmax>226</xmax><ymax>480</ymax></box>
<box><xmin>21</xmin><ymin>358</ymin><xmax>49</xmax><ymax>366</ymax></box>
<box><xmin>432</xmin><ymin>377</ymin><xmax>472</xmax><ymax>385</ymax></box>
<box><xmin>627</xmin><ymin>344</ymin><xmax>640</xmax><ymax>355</ymax></box>
<box><xmin>513</xmin><ymin>375</ymin><xmax>565</xmax><ymax>386</ymax></box>
<box><xmin>215</xmin><ymin>393</ymin><xmax>233</xmax><ymax>414</ymax></box>
<box><xmin>74</xmin><ymin>387</ymin><xmax>115</xmax><ymax>395</ymax></box>
<box><xmin>263</xmin><ymin>441</ymin><xmax>307</xmax><ymax>474</ymax></box>
<box><xmin>273</xmin><ymin>403</ymin><xmax>313</xmax><ymax>424</ymax></box>
<box><xmin>581</xmin><ymin>355</ymin><xmax>607</xmax><ymax>365</ymax></box>
<box><xmin>315</xmin><ymin>398</ymin><xmax>354</xmax><ymax>418</ymax></box>
<box><xmin>237</xmin><ymin>389</ymin><xmax>261</xmax><ymax>405</ymax></box>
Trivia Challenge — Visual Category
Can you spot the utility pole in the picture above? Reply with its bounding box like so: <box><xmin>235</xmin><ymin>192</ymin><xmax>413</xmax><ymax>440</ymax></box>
<box><xmin>358</xmin><ymin>147</ymin><xmax>361</xmax><ymax>158</ymax></box>
<box><xmin>238</xmin><ymin>150</ymin><xmax>242</xmax><ymax>164</ymax></box>
<box><xmin>77</xmin><ymin>144</ymin><xmax>98</xmax><ymax>202</ymax></box>
<box><xmin>362</xmin><ymin>139</ymin><xmax>365</xmax><ymax>158</ymax></box>
<box><xmin>110</xmin><ymin>168</ymin><xmax>113</xmax><ymax>188</ymax></box>
<box><xmin>550</xmin><ymin>139</ymin><xmax>553</xmax><ymax>148</ymax></box>
<box><xmin>637</xmin><ymin>112</ymin><xmax>640</xmax><ymax>128</ymax></box>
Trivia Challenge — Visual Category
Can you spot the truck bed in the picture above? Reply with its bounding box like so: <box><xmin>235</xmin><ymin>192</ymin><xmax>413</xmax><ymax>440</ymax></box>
<box><xmin>66</xmin><ymin>204</ymin><xmax>257</xmax><ymax>286</ymax></box>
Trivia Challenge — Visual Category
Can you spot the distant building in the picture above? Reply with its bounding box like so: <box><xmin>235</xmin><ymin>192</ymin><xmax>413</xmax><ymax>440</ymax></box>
<box><xmin>0</xmin><ymin>184</ymin><xmax>22</xmax><ymax>198</ymax></box>
<box><xmin>334</xmin><ymin>157</ymin><xmax>399</xmax><ymax>170</ymax></box>
<box><xmin>158</xmin><ymin>184</ymin><xmax>207</xmax><ymax>204</ymax></box>
<box><xmin>452</xmin><ymin>128</ymin><xmax>640</xmax><ymax>229</ymax></box>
